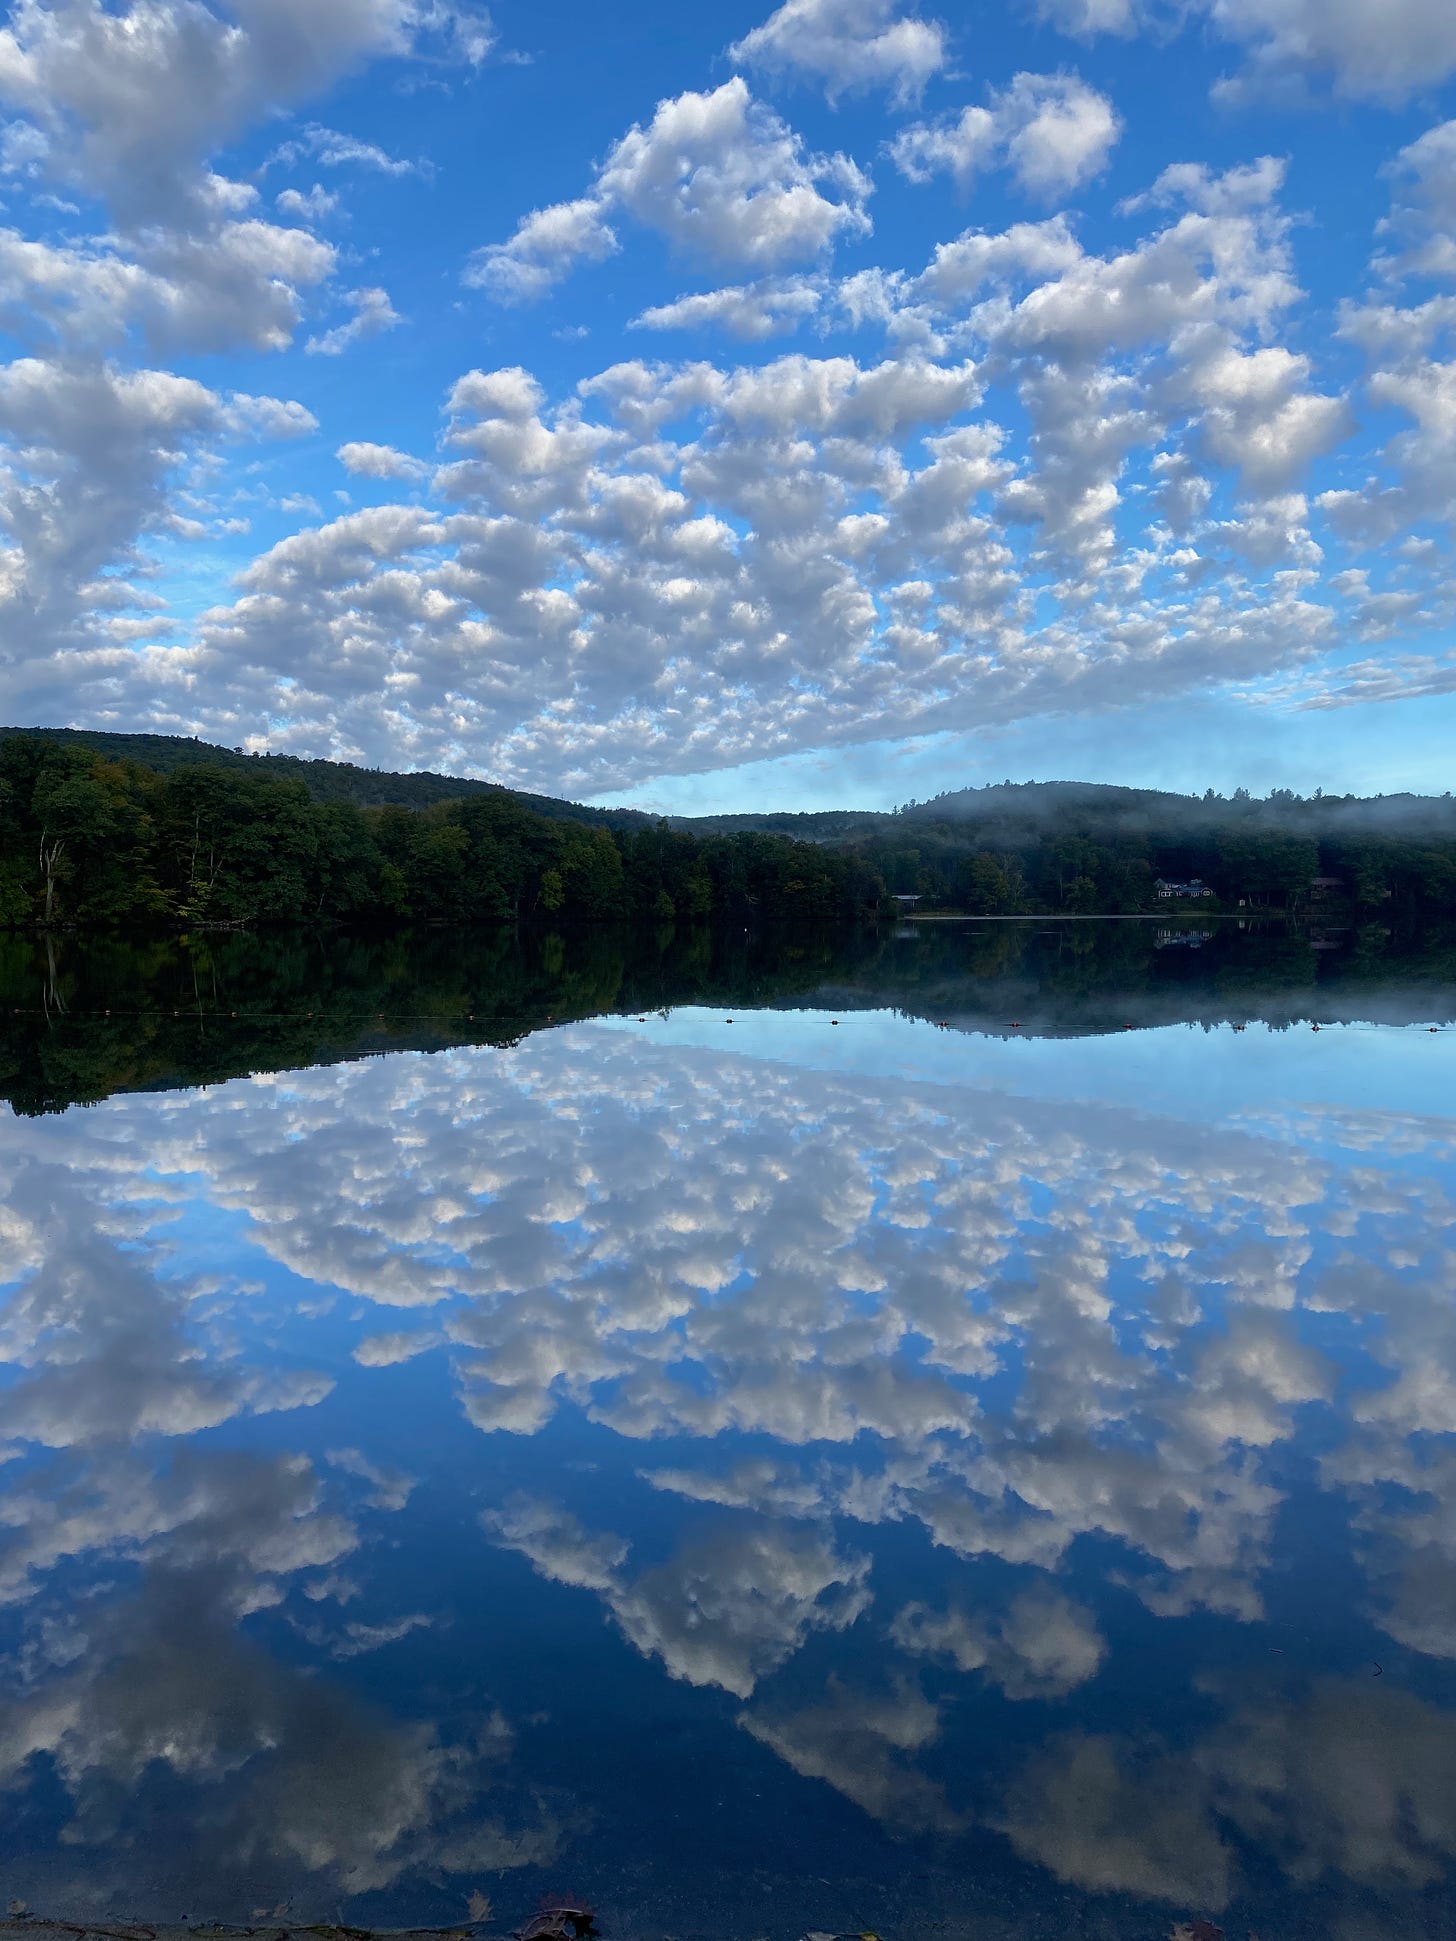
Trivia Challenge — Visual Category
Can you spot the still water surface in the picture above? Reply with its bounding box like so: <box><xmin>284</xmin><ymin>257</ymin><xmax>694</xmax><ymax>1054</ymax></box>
<box><xmin>2</xmin><ymin>924</ymin><xmax>1455</xmax><ymax>1939</ymax></box>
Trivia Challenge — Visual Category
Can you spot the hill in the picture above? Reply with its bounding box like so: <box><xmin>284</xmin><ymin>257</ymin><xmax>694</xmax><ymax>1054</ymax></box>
<box><xmin>0</xmin><ymin>725</ymin><xmax>636</xmax><ymax>825</ymax></box>
<box><xmin>678</xmin><ymin>777</ymin><xmax>1456</xmax><ymax>842</ymax></box>
<box><xmin>4</xmin><ymin>725</ymin><xmax>1455</xmax><ymax>930</ymax></box>
<box><xmin>15</xmin><ymin>729</ymin><xmax>1450</xmax><ymax>848</ymax></box>
<box><xmin>0</xmin><ymin>728</ymin><xmax>882</xmax><ymax>930</ymax></box>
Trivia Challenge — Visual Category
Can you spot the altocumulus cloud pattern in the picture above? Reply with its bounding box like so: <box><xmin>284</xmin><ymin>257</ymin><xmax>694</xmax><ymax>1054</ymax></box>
<box><xmin>2</xmin><ymin>0</ymin><xmax>1456</xmax><ymax>795</ymax></box>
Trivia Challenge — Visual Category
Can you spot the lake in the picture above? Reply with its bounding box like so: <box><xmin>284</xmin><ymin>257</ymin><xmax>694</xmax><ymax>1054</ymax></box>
<box><xmin>2</xmin><ymin>920</ymin><xmax>1455</xmax><ymax>1941</ymax></box>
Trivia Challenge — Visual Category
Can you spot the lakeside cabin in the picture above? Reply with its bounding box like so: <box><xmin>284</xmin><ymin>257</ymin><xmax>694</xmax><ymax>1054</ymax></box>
<box><xmin>1155</xmin><ymin>877</ymin><xmax>1213</xmax><ymax>899</ymax></box>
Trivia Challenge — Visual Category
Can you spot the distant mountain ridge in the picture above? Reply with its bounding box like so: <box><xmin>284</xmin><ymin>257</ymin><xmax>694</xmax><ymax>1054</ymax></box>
<box><xmin>1</xmin><ymin>729</ymin><xmax>1194</xmax><ymax>839</ymax></box>
<box><xmin>4</xmin><ymin>725</ymin><xmax>1452</xmax><ymax>841</ymax></box>
<box><xmin>675</xmin><ymin>777</ymin><xmax>1456</xmax><ymax>838</ymax></box>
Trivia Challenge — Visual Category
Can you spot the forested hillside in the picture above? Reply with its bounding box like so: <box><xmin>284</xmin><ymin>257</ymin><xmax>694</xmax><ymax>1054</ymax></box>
<box><xmin>0</xmin><ymin>734</ymin><xmax>882</xmax><ymax>928</ymax></box>
<box><xmin>854</xmin><ymin>780</ymin><xmax>1456</xmax><ymax>916</ymax></box>
<box><xmin>3</xmin><ymin>728</ymin><xmax>1454</xmax><ymax>928</ymax></box>
<box><xmin>0</xmin><ymin>724</ymin><xmax>629</xmax><ymax>821</ymax></box>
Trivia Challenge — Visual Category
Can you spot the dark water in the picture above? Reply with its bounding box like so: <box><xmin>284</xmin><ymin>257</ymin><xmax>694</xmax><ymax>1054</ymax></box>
<box><xmin>2</xmin><ymin>922</ymin><xmax>1456</xmax><ymax>1940</ymax></box>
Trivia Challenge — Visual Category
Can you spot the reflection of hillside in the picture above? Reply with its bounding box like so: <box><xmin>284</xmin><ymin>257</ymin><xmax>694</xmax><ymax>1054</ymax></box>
<box><xmin>789</xmin><ymin>917</ymin><xmax>1456</xmax><ymax>1037</ymax></box>
<box><xmin>0</xmin><ymin>926</ymin><xmax>868</xmax><ymax>1116</ymax></box>
<box><xmin>4</xmin><ymin>917</ymin><xmax>1456</xmax><ymax>1116</ymax></box>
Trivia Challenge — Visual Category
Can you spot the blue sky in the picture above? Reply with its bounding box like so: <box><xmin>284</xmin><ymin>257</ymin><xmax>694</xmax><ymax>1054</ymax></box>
<box><xmin>1</xmin><ymin>0</ymin><xmax>1455</xmax><ymax>809</ymax></box>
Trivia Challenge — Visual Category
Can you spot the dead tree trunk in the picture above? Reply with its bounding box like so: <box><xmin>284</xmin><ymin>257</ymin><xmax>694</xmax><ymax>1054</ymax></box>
<box><xmin>37</xmin><ymin>828</ymin><xmax>64</xmax><ymax>925</ymax></box>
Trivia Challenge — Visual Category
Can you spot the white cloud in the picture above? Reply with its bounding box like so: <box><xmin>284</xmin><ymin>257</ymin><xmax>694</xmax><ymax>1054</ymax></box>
<box><xmin>275</xmin><ymin>183</ymin><xmax>338</xmax><ymax>221</ymax></box>
<box><xmin>1379</xmin><ymin>119</ymin><xmax>1456</xmax><ymax>281</ymax></box>
<box><xmin>892</xmin><ymin>72</ymin><xmax>1121</xmax><ymax>198</ymax></box>
<box><xmin>889</xmin><ymin>105</ymin><xmax>998</xmax><ymax>191</ymax></box>
<box><xmin>728</xmin><ymin>0</ymin><xmax>947</xmax><ymax>107</ymax></box>
<box><xmin>912</xmin><ymin>214</ymin><xmax>1085</xmax><ymax>304</ymax></box>
<box><xmin>0</xmin><ymin>357</ymin><xmax>314</xmax><ymax>712</ymax></box>
<box><xmin>1040</xmin><ymin>0</ymin><xmax>1456</xmax><ymax>103</ymax></box>
<box><xmin>0</xmin><ymin>0</ymin><xmax>462</xmax><ymax>229</ymax></box>
<box><xmin>0</xmin><ymin>0</ymin><xmax>490</xmax><ymax>735</ymax></box>
<box><xmin>468</xmin><ymin>79</ymin><xmax>871</xmax><ymax>306</ymax></box>
<box><xmin>337</xmin><ymin>440</ymin><xmax>429</xmax><ymax>480</ymax></box>
<box><xmin>0</xmin><ymin>0</ymin><xmax>452</xmax><ymax>725</ymax></box>
<box><xmin>631</xmin><ymin>274</ymin><xmax>826</xmax><ymax>339</ymax></box>
<box><xmin>269</xmin><ymin>121</ymin><xmax>430</xmax><ymax>179</ymax></box>
<box><xmin>0</xmin><ymin>49</ymin><xmax>1410</xmax><ymax>810</ymax></box>
<box><xmin>1001</xmin><ymin>73</ymin><xmax>1121</xmax><ymax>196</ymax></box>
<box><xmin>1212</xmin><ymin>0</ymin><xmax>1456</xmax><ymax>104</ymax></box>
<box><xmin>169</xmin><ymin>189</ymin><xmax>1348</xmax><ymax>792</ymax></box>
<box><xmin>1036</xmin><ymin>0</ymin><xmax>1139</xmax><ymax>31</ymax></box>
<box><xmin>0</xmin><ymin>217</ymin><xmax>337</xmax><ymax>356</ymax></box>
<box><xmin>1186</xmin><ymin>341</ymin><xmax>1350</xmax><ymax>493</ymax></box>
<box><xmin>136</xmin><ymin>218</ymin><xmax>339</xmax><ymax>352</ymax></box>
<box><xmin>305</xmin><ymin>283</ymin><xmax>402</xmax><ymax>355</ymax></box>
<box><xmin>463</xmin><ymin>196</ymin><xmax>619</xmax><ymax>303</ymax></box>
<box><xmin>598</xmin><ymin>77</ymin><xmax>872</xmax><ymax>268</ymax></box>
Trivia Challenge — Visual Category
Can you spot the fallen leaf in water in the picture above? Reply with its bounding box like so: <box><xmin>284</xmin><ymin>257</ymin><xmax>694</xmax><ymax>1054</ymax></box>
<box><xmin>467</xmin><ymin>1893</ymin><xmax>492</xmax><ymax>1922</ymax></box>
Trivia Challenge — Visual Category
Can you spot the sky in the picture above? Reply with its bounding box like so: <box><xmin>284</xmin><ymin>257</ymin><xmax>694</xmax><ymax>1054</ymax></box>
<box><xmin>1</xmin><ymin>0</ymin><xmax>1455</xmax><ymax>811</ymax></box>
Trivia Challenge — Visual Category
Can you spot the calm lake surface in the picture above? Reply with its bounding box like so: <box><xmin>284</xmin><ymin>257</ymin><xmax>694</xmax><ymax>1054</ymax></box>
<box><xmin>3</xmin><ymin>921</ymin><xmax>1456</xmax><ymax>1940</ymax></box>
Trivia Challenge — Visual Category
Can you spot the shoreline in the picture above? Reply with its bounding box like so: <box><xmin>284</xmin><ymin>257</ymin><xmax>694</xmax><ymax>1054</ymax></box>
<box><xmin>903</xmin><ymin>910</ymin><xmax>1269</xmax><ymax>923</ymax></box>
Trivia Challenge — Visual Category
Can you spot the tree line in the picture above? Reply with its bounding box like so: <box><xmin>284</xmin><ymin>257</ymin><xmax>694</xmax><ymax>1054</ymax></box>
<box><xmin>859</xmin><ymin>782</ymin><xmax>1456</xmax><ymax>919</ymax></box>
<box><xmin>5</xmin><ymin>732</ymin><xmax>1456</xmax><ymax>929</ymax></box>
<box><xmin>0</xmin><ymin>737</ymin><xmax>884</xmax><ymax>929</ymax></box>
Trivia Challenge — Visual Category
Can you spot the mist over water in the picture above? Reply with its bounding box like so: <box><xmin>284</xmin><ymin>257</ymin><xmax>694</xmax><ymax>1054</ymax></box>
<box><xmin>1</xmin><ymin>922</ymin><xmax>1454</xmax><ymax>1939</ymax></box>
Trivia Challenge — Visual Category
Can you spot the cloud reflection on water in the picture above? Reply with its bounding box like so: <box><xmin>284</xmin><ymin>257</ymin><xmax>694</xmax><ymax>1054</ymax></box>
<box><xmin>1</xmin><ymin>1020</ymin><xmax>1455</xmax><ymax>1930</ymax></box>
